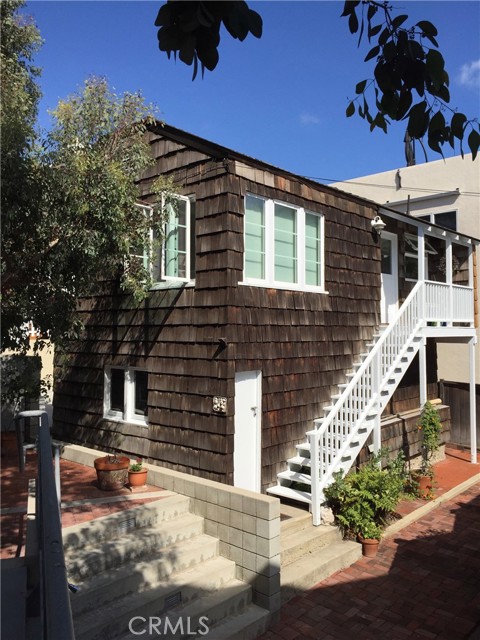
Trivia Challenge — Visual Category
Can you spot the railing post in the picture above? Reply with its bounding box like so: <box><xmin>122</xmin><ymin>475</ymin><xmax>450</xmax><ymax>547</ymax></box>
<box><xmin>446</xmin><ymin>238</ymin><xmax>453</xmax><ymax>326</ymax></box>
<box><xmin>372</xmin><ymin>352</ymin><xmax>381</xmax><ymax>457</ymax></box>
<box><xmin>469</xmin><ymin>337</ymin><xmax>477</xmax><ymax>463</ymax></box>
<box><xmin>309</xmin><ymin>431</ymin><xmax>321</xmax><ymax>526</ymax></box>
<box><xmin>419</xmin><ymin>337</ymin><xmax>427</xmax><ymax>408</ymax></box>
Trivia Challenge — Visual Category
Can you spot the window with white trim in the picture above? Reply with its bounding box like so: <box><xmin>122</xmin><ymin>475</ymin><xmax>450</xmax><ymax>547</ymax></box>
<box><xmin>132</xmin><ymin>196</ymin><xmax>196</xmax><ymax>285</ymax></box>
<box><xmin>404</xmin><ymin>233</ymin><xmax>438</xmax><ymax>281</ymax></box>
<box><xmin>244</xmin><ymin>194</ymin><xmax>325</xmax><ymax>291</ymax></box>
<box><xmin>417</xmin><ymin>211</ymin><xmax>457</xmax><ymax>231</ymax></box>
<box><xmin>104</xmin><ymin>367</ymin><xmax>148</xmax><ymax>425</ymax></box>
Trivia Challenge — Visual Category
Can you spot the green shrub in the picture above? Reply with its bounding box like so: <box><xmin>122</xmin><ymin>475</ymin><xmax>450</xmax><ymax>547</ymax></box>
<box><xmin>324</xmin><ymin>450</ymin><xmax>406</xmax><ymax>540</ymax></box>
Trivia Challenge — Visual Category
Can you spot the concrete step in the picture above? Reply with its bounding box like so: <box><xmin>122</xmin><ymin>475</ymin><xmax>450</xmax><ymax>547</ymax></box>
<box><xmin>281</xmin><ymin>524</ymin><xmax>342</xmax><ymax>567</ymax></box>
<box><xmin>63</xmin><ymin>494</ymin><xmax>191</xmax><ymax>552</ymax></box>
<box><xmin>185</xmin><ymin>603</ymin><xmax>271</xmax><ymax>640</ymax></box>
<box><xmin>280</xmin><ymin>539</ymin><xmax>362</xmax><ymax>603</ymax></box>
<box><xmin>67</xmin><ymin>529</ymin><xmax>218</xmax><ymax>583</ymax></box>
<box><xmin>70</xmin><ymin>532</ymin><xmax>226</xmax><ymax>615</ymax></box>
<box><xmin>74</xmin><ymin>568</ymin><xmax>252</xmax><ymax>640</ymax></box>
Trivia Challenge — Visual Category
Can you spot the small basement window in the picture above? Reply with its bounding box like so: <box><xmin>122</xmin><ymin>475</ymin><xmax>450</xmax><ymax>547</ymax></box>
<box><xmin>104</xmin><ymin>367</ymin><xmax>148</xmax><ymax>425</ymax></box>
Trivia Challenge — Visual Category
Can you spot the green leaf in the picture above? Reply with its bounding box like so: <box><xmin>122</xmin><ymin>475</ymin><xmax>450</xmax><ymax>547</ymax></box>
<box><xmin>407</xmin><ymin>100</ymin><xmax>429</xmax><ymax>138</ymax></box>
<box><xmin>355</xmin><ymin>79</ymin><xmax>368</xmax><ymax>94</ymax></box>
<box><xmin>416</xmin><ymin>20</ymin><xmax>438</xmax><ymax>37</ymax></box>
<box><xmin>451</xmin><ymin>113</ymin><xmax>467</xmax><ymax>140</ymax></box>
<box><xmin>397</xmin><ymin>91</ymin><xmax>413</xmax><ymax>121</ymax></box>
<box><xmin>364</xmin><ymin>44</ymin><xmax>380</xmax><ymax>62</ymax></box>
<box><xmin>392</xmin><ymin>15</ymin><xmax>408</xmax><ymax>29</ymax></box>
<box><xmin>341</xmin><ymin>1</ymin><xmax>360</xmax><ymax>18</ymax></box>
<box><xmin>349</xmin><ymin>10</ymin><xmax>359</xmax><ymax>34</ymax></box>
<box><xmin>468</xmin><ymin>128</ymin><xmax>480</xmax><ymax>160</ymax></box>
<box><xmin>346</xmin><ymin>101</ymin><xmax>355</xmax><ymax>117</ymax></box>
<box><xmin>368</xmin><ymin>23</ymin><xmax>382</xmax><ymax>39</ymax></box>
<box><xmin>425</xmin><ymin>50</ymin><xmax>445</xmax><ymax>89</ymax></box>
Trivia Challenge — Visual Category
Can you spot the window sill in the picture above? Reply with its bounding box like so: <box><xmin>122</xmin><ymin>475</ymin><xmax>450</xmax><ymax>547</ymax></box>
<box><xmin>150</xmin><ymin>280</ymin><xmax>195</xmax><ymax>290</ymax></box>
<box><xmin>103</xmin><ymin>414</ymin><xmax>148</xmax><ymax>427</ymax></box>
<box><xmin>239</xmin><ymin>280</ymin><xmax>329</xmax><ymax>295</ymax></box>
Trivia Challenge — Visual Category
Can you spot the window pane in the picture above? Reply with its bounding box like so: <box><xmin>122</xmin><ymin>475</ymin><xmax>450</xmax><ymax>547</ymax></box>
<box><xmin>305</xmin><ymin>213</ymin><xmax>321</xmax><ymax>286</ymax></box>
<box><xmin>134</xmin><ymin>370</ymin><xmax>148</xmax><ymax>417</ymax></box>
<box><xmin>435</xmin><ymin>211</ymin><xmax>456</xmax><ymax>230</ymax></box>
<box><xmin>381</xmin><ymin>238</ymin><xmax>392</xmax><ymax>274</ymax></box>
<box><xmin>275</xmin><ymin>204</ymin><xmax>297</xmax><ymax>283</ymax></box>
<box><xmin>189</xmin><ymin>201</ymin><xmax>196</xmax><ymax>279</ymax></box>
<box><xmin>165</xmin><ymin>199</ymin><xmax>188</xmax><ymax>278</ymax></box>
<box><xmin>245</xmin><ymin>195</ymin><xmax>265</xmax><ymax>279</ymax></box>
<box><xmin>405</xmin><ymin>255</ymin><xmax>418</xmax><ymax>280</ymax></box>
<box><xmin>110</xmin><ymin>368</ymin><xmax>124</xmax><ymax>413</ymax></box>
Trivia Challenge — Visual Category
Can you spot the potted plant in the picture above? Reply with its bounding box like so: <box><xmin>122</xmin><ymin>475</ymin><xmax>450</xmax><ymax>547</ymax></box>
<box><xmin>94</xmin><ymin>452</ymin><xmax>130</xmax><ymax>490</ymax></box>
<box><xmin>412</xmin><ymin>401</ymin><xmax>442</xmax><ymax>498</ymax></box>
<box><xmin>324</xmin><ymin>450</ymin><xmax>406</xmax><ymax>557</ymax></box>
<box><xmin>128</xmin><ymin>458</ymin><xmax>148</xmax><ymax>487</ymax></box>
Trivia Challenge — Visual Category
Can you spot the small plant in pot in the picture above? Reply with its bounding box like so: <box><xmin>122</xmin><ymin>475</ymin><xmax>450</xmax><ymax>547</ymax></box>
<box><xmin>411</xmin><ymin>401</ymin><xmax>442</xmax><ymax>499</ymax></box>
<box><xmin>128</xmin><ymin>458</ymin><xmax>148</xmax><ymax>487</ymax></box>
<box><xmin>324</xmin><ymin>449</ymin><xmax>407</xmax><ymax>557</ymax></box>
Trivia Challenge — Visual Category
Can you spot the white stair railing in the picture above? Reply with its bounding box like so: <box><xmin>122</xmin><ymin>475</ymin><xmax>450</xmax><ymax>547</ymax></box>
<box><xmin>307</xmin><ymin>279</ymin><xmax>475</xmax><ymax>524</ymax></box>
<box><xmin>308</xmin><ymin>281</ymin><xmax>424</xmax><ymax>524</ymax></box>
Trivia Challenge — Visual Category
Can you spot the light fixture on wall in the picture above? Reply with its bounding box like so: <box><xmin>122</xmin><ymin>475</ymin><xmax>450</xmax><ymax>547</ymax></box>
<box><xmin>371</xmin><ymin>215</ymin><xmax>386</xmax><ymax>238</ymax></box>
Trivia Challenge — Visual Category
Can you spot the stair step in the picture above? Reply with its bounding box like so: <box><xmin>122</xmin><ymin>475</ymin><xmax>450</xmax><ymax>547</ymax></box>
<box><xmin>70</xmin><ymin>532</ymin><xmax>226</xmax><ymax>615</ymax></box>
<box><xmin>287</xmin><ymin>455</ymin><xmax>311</xmax><ymax>468</ymax></box>
<box><xmin>278</xmin><ymin>470</ymin><xmax>312</xmax><ymax>485</ymax></box>
<box><xmin>67</xmin><ymin>529</ymin><xmax>218</xmax><ymax>583</ymax></box>
<box><xmin>74</xmin><ymin>558</ymin><xmax>246</xmax><ymax>640</ymax></box>
<box><xmin>267</xmin><ymin>485</ymin><xmax>312</xmax><ymax>504</ymax></box>
<box><xmin>281</xmin><ymin>524</ymin><xmax>342</xmax><ymax>567</ymax></box>
<box><xmin>185</xmin><ymin>603</ymin><xmax>271</xmax><ymax>640</ymax></box>
<box><xmin>63</xmin><ymin>495</ymin><xmax>191</xmax><ymax>552</ymax></box>
<box><xmin>280</xmin><ymin>539</ymin><xmax>362</xmax><ymax>603</ymax></box>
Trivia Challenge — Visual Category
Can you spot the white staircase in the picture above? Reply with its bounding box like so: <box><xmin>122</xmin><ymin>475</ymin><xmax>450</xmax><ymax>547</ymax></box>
<box><xmin>268</xmin><ymin>280</ymin><xmax>432</xmax><ymax>524</ymax></box>
<box><xmin>63</xmin><ymin>494</ymin><xmax>270</xmax><ymax>639</ymax></box>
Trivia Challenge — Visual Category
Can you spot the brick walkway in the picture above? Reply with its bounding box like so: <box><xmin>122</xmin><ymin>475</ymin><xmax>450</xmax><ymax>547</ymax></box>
<box><xmin>260</xmin><ymin>482</ymin><xmax>480</xmax><ymax>640</ymax></box>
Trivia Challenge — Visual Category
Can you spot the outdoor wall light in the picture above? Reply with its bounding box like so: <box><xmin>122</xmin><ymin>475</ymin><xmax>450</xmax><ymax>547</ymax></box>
<box><xmin>371</xmin><ymin>215</ymin><xmax>386</xmax><ymax>237</ymax></box>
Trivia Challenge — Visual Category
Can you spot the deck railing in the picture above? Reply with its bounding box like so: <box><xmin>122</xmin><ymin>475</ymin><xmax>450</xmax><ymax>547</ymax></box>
<box><xmin>308</xmin><ymin>280</ymin><xmax>474</xmax><ymax>525</ymax></box>
<box><xmin>36</xmin><ymin>421</ymin><xmax>75</xmax><ymax>639</ymax></box>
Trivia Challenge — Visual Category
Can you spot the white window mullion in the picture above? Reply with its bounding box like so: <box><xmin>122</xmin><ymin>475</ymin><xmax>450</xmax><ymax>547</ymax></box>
<box><xmin>297</xmin><ymin>208</ymin><xmax>306</xmax><ymax>288</ymax></box>
<box><xmin>124</xmin><ymin>369</ymin><xmax>131</xmax><ymax>422</ymax></box>
<box><xmin>265</xmin><ymin>200</ymin><xmax>275</xmax><ymax>283</ymax></box>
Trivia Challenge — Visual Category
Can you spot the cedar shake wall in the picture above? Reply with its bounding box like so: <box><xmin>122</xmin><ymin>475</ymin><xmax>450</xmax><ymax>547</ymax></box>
<box><xmin>53</xmin><ymin>129</ymin><xmax>433</xmax><ymax>491</ymax></box>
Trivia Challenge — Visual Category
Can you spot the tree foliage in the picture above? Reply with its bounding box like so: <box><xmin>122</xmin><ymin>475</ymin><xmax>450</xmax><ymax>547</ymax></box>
<box><xmin>1</xmin><ymin>1</ymin><xmax>167</xmax><ymax>354</ymax></box>
<box><xmin>341</xmin><ymin>1</ymin><xmax>479</xmax><ymax>160</ymax></box>
<box><xmin>155</xmin><ymin>0</ymin><xmax>262</xmax><ymax>80</ymax></box>
<box><xmin>155</xmin><ymin>0</ymin><xmax>479</xmax><ymax>160</ymax></box>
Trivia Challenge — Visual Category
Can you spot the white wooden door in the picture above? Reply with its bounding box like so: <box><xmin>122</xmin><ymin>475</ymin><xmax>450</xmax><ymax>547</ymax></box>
<box><xmin>234</xmin><ymin>371</ymin><xmax>261</xmax><ymax>492</ymax></box>
<box><xmin>380</xmin><ymin>231</ymin><xmax>398</xmax><ymax>323</ymax></box>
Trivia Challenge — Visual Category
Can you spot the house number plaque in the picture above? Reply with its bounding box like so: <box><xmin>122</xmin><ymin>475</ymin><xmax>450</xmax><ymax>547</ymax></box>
<box><xmin>212</xmin><ymin>396</ymin><xmax>227</xmax><ymax>414</ymax></box>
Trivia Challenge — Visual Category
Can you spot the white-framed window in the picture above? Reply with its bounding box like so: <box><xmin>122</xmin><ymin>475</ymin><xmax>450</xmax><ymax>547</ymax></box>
<box><xmin>404</xmin><ymin>233</ymin><xmax>438</xmax><ymax>281</ymax></box>
<box><xmin>243</xmin><ymin>194</ymin><xmax>325</xmax><ymax>291</ymax></box>
<box><xmin>104</xmin><ymin>367</ymin><xmax>148</xmax><ymax>425</ymax></box>
<box><xmin>131</xmin><ymin>196</ymin><xmax>196</xmax><ymax>285</ymax></box>
<box><xmin>417</xmin><ymin>211</ymin><xmax>457</xmax><ymax>231</ymax></box>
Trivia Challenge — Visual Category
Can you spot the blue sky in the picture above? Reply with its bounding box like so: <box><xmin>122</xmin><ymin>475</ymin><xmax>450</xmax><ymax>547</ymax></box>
<box><xmin>27</xmin><ymin>1</ymin><xmax>480</xmax><ymax>182</ymax></box>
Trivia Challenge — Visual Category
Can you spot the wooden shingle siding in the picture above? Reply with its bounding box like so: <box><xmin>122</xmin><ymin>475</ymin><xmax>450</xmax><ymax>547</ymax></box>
<box><xmin>52</xmin><ymin>124</ymin><xmax>393</xmax><ymax>490</ymax></box>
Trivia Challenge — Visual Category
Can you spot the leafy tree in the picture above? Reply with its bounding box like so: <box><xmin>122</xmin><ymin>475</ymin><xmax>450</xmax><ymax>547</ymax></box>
<box><xmin>1</xmin><ymin>1</ymin><xmax>166</xmax><ymax>354</ymax></box>
<box><xmin>155</xmin><ymin>0</ymin><xmax>479</xmax><ymax>160</ymax></box>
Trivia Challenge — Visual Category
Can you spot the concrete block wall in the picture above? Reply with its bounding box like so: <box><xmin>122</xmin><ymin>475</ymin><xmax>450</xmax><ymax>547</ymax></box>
<box><xmin>60</xmin><ymin>444</ymin><xmax>281</xmax><ymax>613</ymax></box>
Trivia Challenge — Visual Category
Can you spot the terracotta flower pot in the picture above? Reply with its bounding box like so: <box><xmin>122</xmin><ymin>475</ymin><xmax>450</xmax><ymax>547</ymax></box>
<box><xmin>417</xmin><ymin>474</ymin><xmax>433</xmax><ymax>499</ymax></box>
<box><xmin>94</xmin><ymin>455</ymin><xmax>129</xmax><ymax>491</ymax></box>
<box><xmin>128</xmin><ymin>469</ymin><xmax>148</xmax><ymax>487</ymax></box>
<box><xmin>358</xmin><ymin>536</ymin><xmax>380</xmax><ymax>558</ymax></box>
